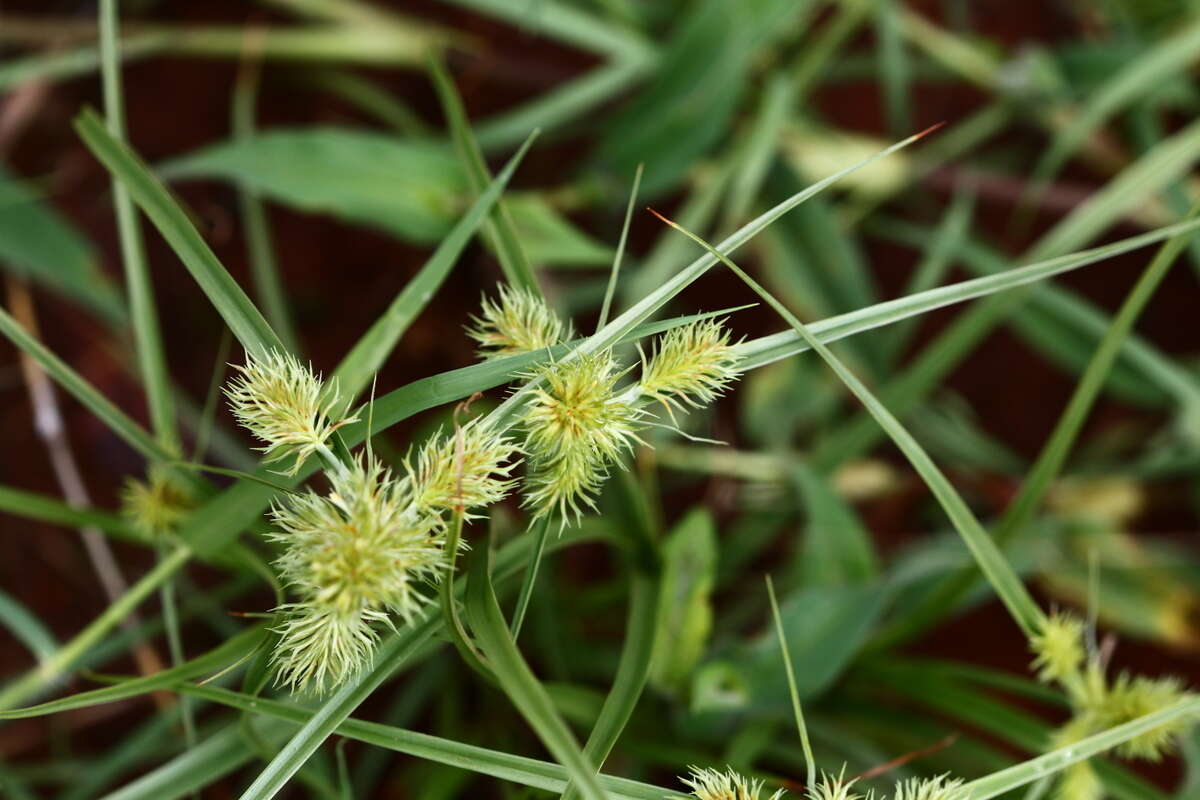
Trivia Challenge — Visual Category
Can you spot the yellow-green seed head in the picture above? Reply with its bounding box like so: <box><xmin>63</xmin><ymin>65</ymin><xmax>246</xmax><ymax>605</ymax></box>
<box><xmin>890</xmin><ymin>775</ymin><xmax>965</xmax><ymax>800</ymax></box>
<box><xmin>225</xmin><ymin>350</ymin><xmax>354</xmax><ymax>475</ymax></box>
<box><xmin>519</xmin><ymin>351</ymin><xmax>642</xmax><ymax>524</ymax></box>
<box><xmin>121</xmin><ymin>465</ymin><xmax>195</xmax><ymax>539</ymax></box>
<box><xmin>408</xmin><ymin>419</ymin><xmax>520</xmax><ymax>515</ymax></box>
<box><xmin>680</xmin><ymin>766</ymin><xmax>786</xmax><ymax>800</ymax></box>
<box><xmin>639</xmin><ymin>318</ymin><xmax>741</xmax><ymax>420</ymax></box>
<box><xmin>1030</xmin><ymin>612</ymin><xmax>1087</xmax><ymax>685</ymax></box>
<box><xmin>1101</xmin><ymin>672</ymin><xmax>1194</xmax><ymax>761</ymax></box>
<box><xmin>803</xmin><ymin>772</ymin><xmax>867</xmax><ymax>800</ymax></box>
<box><xmin>1056</xmin><ymin>761</ymin><xmax>1102</xmax><ymax>800</ymax></box>
<box><xmin>468</xmin><ymin>284</ymin><xmax>569</xmax><ymax>359</ymax></box>
<box><xmin>268</xmin><ymin>456</ymin><xmax>446</xmax><ymax>693</ymax></box>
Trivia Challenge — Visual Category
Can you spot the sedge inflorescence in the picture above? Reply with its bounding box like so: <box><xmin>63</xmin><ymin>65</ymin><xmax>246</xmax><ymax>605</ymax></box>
<box><xmin>227</xmin><ymin>349</ymin><xmax>518</xmax><ymax>694</ymax></box>
<box><xmin>468</xmin><ymin>287</ymin><xmax>742</xmax><ymax>526</ymax></box>
<box><xmin>121</xmin><ymin>464</ymin><xmax>195</xmax><ymax>540</ymax></box>
<box><xmin>1029</xmin><ymin>611</ymin><xmax>1195</xmax><ymax>799</ymax></box>
<box><xmin>677</xmin><ymin>768</ymin><xmax>967</xmax><ymax>800</ymax></box>
<box><xmin>225</xmin><ymin>350</ymin><xmax>355</xmax><ymax>475</ymax></box>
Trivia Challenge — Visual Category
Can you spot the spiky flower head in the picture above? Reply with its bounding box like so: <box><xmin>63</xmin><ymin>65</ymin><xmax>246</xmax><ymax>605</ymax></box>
<box><xmin>1056</xmin><ymin>762</ymin><xmax>1102</xmax><ymax>800</ymax></box>
<box><xmin>803</xmin><ymin>772</ymin><xmax>867</xmax><ymax>800</ymax></box>
<box><xmin>225</xmin><ymin>350</ymin><xmax>355</xmax><ymax>475</ymax></box>
<box><xmin>520</xmin><ymin>351</ymin><xmax>642</xmax><ymax>524</ymax></box>
<box><xmin>639</xmin><ymin>318</ymin><xmax>741</xmax><ymax>420</ymax></box>
<box><xmin>679</xmin><ymin>766</ymin><xmax>786</xmax><ymax>800</ymax></box>
<box><xmin>468</xmin><ymin>284</ymin><xmax>570</xmax><ymax>359</ymax></box>
<box><xmin>269</xmin><ymin>456</ymin><xmax>446</xmax><ymax>693</ymax></box>
<box><xmin>1099</xmin><ymin>672</ymin><xmax>1194</xmax><ymax>761</ymax></box>
<box><xmin>890</xmin><ymin>776</ymin><xmax>965</xmax><ymax>800</ymax></box>
<box><xmin>1030</xmin><ymin>612</ymin><xmax>1087</xmax><ymax>685</ymax></box>
<box><xmin>121</xmin><ymin>464</ymin><xmax>195</xmax><ymax>539</ymax></box>
<box><xmin>407</xmin><ymin>418</ymin><xmax>520</xmax><ymax>516</ymax></box>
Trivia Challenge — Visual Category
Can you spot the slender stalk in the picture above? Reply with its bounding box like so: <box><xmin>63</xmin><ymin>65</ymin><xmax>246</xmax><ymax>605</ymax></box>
<box><xmin>596</xmin><ymin>164</ymin><xmax>643</xmax><ymax>332</ymax></box>
<box><xmin>510</xmin><ymin>517</ymin><xmax>551</xmax><ymax>638</ymax></box>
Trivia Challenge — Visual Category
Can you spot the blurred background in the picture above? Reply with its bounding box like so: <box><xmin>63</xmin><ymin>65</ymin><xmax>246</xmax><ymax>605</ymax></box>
<box><xmin>2</xmin><ymin>0</ymin><xmax>1200</xmax><ymax>797</ymax></box>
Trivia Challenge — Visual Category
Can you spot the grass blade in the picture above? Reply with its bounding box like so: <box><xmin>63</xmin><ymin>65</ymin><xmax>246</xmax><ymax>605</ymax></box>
<box><xmin>465</xmin><ymin>540</ymin><xmax>609</xmax><ymax>800</ymax></box>
<box><xmin>654</xmin><ymin>212</ymin><xmax>1046</xmax><ymax>636</ymax></box>
<box><xmin>331</xmin><ymin>129</ymin><xmax>540</xmax><ymax>400</ymax></box>
<box><xmin>427</xmin><ymin>56</ymin><xmax>539</xmax><ymax>292</ymax></box>
<box><xmin>74</xmin><ymin>108</ymin><xmax>284</xmax><ymax>357</ymax></box>
<box><xmin>597</xmin><ymin>164</ymin><xmax>643</xmax><ymax>332</ymax></box>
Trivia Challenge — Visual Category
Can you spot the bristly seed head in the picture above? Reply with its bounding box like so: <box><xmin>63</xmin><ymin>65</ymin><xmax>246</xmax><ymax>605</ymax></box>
<box><xmin>890</xmin><ymin>775</ymin><xmax>965</xmax><ymax>800</ymax></box>
<box><xmin>468</xmin><ymin>284</ymin><xmax>570</xmax><ymax>360</ymax></box>
<box><xmin>519</xmin><ymin>350</ymin><xmax>642</xmax><ymax>525</ymax></box>
<box><xmin>1030</xmin><ymin>611</ymin><xmax>1087</xmax><ymax>685</ymax></box>
<box><xmin>268</xmin><ymin>456</ymin><xmax>446</xmax><ymax>693</ymax></box>
<box><xmin>803</xmin><ymin>772</ymin><xmax>867</xmax><ymax>800</ymax></box>
<box><xmin>121</xmin><ymin>465</ymin><xmax>195</xmax><ymax>539</ymax></box>
<box><xmin>225</xmin><ymin>350</ymin><xmax>355</xmax><ymax>475</ymax></box>
<box><xmin>1095</xmin><ymin>672</ymin><xmax>1194</xmax><ymax>761</ymax></box>
<box><xmin>639</xmin><ymin>318</ymin><xmax>741</xmax><ymax>420</ymax></box>
<box><xmin>408</xmin><ymin>418</ymin><xmax>521</xmax><ymax>515</ymax></box>
<box><xmin>680</xmin><ymin>766</ymin><xmax>786</xmax><ymax>800</ymax></box>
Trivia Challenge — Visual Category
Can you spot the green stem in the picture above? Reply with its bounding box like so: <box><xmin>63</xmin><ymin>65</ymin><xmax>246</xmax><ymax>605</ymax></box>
<box><xmin>510</xmin><ymin>516</ymin><xmax>551</xmax><ymax>638</ymax></box>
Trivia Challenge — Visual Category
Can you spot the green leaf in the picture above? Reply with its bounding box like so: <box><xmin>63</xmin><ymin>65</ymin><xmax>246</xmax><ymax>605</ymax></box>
<box><xmin>0</xmin><ymin>167</ymin><xmax>123</xmax><ymax>322</ymax></box>
<box><xmin>465</xmin><ymin>540</ymin><xmax>609</xmax><ymax>800</ymax></box>
<box><xmin>648</xmin><ymin>509</ymin><xmax>717</xmax><ymax>693</ymax></box>
<box><xmin>0</xmin><ymin>589</ymin><xmax>57</xmax><ymax>664</ymax></box>
<box><xmin>74</xmin><ymin>108</ymin><xmax>283</xmax><ymax>357</ymax></box>
<box><xmin>657</xmin><ymin>213</ymin><xmax>1046</xmax><ymax>637</ymax></box>
<box><xmin>508</xmin><ymin>194</ymin><xmax>615</xmax><ymax>269</ymax></box>
<box><xmin>792</xmin><ymin>465</ymin><xmax>879</xmax><ymax>586</ymax></box>
<box><xmin>331</xmin><ymin>131</ymin><xmax>539</xmax><ymax>401</ymax></box>
<box><xmin>427</xmin><ymin>56</ymin><xmax>539</xmax><ymax>291</ymax></box>
<box><xmin>0</xmin><ymin>626</ymin><xmax>265</xmax><ymax>720</ymax></box>
<box><xmin>162</xmin><ymin>127</ymin><xmax>466</xmax><ymax>246</ymax></box>
<box><xmin>235</xmin><ymin>621</ymin><xmax>437</xmax><ymax>800</ymax></box>
<box><xmin>185</xmin><ymin>684</ymin><xmax>683</xmax><ymax>799</ymax></box>
<box><xmin>694</xmin><ymin>582</ymin><xmax>886</xmax><ymax>710</ymax></box>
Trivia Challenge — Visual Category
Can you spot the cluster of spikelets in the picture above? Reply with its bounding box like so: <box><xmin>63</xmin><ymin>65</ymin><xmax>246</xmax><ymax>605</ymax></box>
<box><xmin>469</xmin><ymin>286</ymin><xmax>742</xmax><ymax>525</ymax></box>
<box><xmin>121</xmin><ymin>464</ymin><xmax>196</xmax><ymax>540</ymax></box>
<box><xmin>225</xmin><ymin>350</ymin><xmax>518</xmax><ymax>693</ymax></box>
<box><xmin>1029</xmin><ymin>612</ymin><xmax>1196</xmax><ymax>799</ymax></box>
<box><xmin>677</xmin><ymin>766</ymin><xmax>966</xmax><ymax>800</ymax></box>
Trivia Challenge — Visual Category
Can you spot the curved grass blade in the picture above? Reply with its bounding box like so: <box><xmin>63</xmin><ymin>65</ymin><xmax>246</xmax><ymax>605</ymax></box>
<box><xmin>74</xmin><ymin>108</ymin><xmax>283</xmax><ymax>357</ymax></box>
<box><xmin>235</xmin><ymin>620</ymin><xmax>437</xmax><ymax>800</ymax></box>
<box><xmin>560</xmin><ymin>572</ymin><xmax>660</xmax><ymax>800</ymax></box>
<box><xmin>0</xmin><ymin>589</ymin><xmax>57</xmax><ymax>664</ymax></box>
<box><xmin>0</xmin><ymin>626</ymin><xmax>265</xmax><ymax>720</ymax></box>
<box><xmin>0</xmin><ymin>485</ymin><xmax>134</xmax><ymax>539</ymax></box>
<box><xmin>331</xmin><ymin>128</ymin><xmax>541</xmax><ymax>400</ymax></box>
<box><xmin>183</xmin><ymin>684</ymin><xmax>684</xmax><ymax>799</ymax></box>
<box><xmin>654</xmin><ymin>211</ymin><xmax>1046</xmax><ymax>636</ymax></box>
<box><xmin>465</xmin><ymin>540</ymin><xmax>609</xmax><ymax>800</ymax></box>
<box><xmin>428</xmin><ymin>55</ymin><xmax>538</xmax><ymax>292</ymax></box>
<box><xmin>99</xmin><ymin>0</ymin><xmax>177</xmax><ymax>451</ymax></box>
<box><xmin>1029</xmin><ymin>16</ymin><xmax>1200</xmax><ymax>193</ymax></box>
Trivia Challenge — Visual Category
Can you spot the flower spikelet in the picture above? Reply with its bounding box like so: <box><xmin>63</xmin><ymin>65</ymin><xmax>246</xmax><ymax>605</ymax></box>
<box><xmin>225</xmin><ymin>350</ymin><xmax>355</xmax><ymax>474</ymax></box>
<box><xmin>890</xmin><ymin>775</ymin><xmax>965</xmax><ymax>800</ymax></box>
<box><xmin>1030</xmin><ymin>612</ymin><xmax>1086</xmax><ymax>685</ymax></box>
<box><xmin>803</xmin><ymin>772</ymin><xmax>867</xmax><ymax>800</ymax></box>
<box><xmin>640</xmin><ymin>319</ymin><xmax>741</xmax><ymax>420</ymax></box>
<box><xmin>1100</xmin><ymin>672</ymin><xmax>1194</xmax><ymax>761</ymax></box>
<box><xmin>121</xmin><ymin>465</ymin><xmax>195</xmax><ymax>539</ymax></box>
<box><xmin>468</xmin><ymin>284</ymin><xmax>569</xmax><ymax>359</ymax></box>
<box><xmin>1057</xmin><ymin>762</ymin><xmax>1102</xmax><ymax>800</ymax></box>
<box><xmin>408</xmin><ymin>419</ymin><xmax>520</xmax><ymax>515</ymax></box>
<box><xmin>269</xmin><ymin>456</ymin><xmax>446</xmax><ymax>693</ymax></box>
<box><xmin>679</xmin><ymin>766</ymin><xmax>786</xmax><ymax>800</ymax></box>
<box><xmin>519</xmin><ymin>351</ymin><xmax>642</xmax><ymax>524</ymax></box>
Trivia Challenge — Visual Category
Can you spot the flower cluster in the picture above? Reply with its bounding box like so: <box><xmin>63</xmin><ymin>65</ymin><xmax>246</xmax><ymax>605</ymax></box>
<box><xmin>225</xmin><ymin>350</ymin><xmax>355</xmax><ymax>475</ymax></box>
<box><xmin>121</xmin><ymin>465</ymin><xmax>195</xmax><ymax>539</ymax></box>
<box><xmin>1029</xmin><ymin>611</ymin><xmax>1195</xmax><ymax>799</ymax></box>
<box><xmin>680</xmin><ymin>766</ymin><xmax>785</xmax><ymax>800</ymax></box>
<box><xmin>468</xmin><ymin>284</ymin><xmax>570</xmax><ymax>359</ymax></box>
<box><xmin>226</xmin><ymin>350</ymin><xmax>517</xmax><ymax>693</ymax></box>
<box><xmin>468</xmin><ymin>289</ymin><xmax>742</xmax><ymax>525</ymax></box>
<box><xmin>677</xmin><ymin>768</ymin><xmax>966</xmax><ymax>800</ymax></box>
